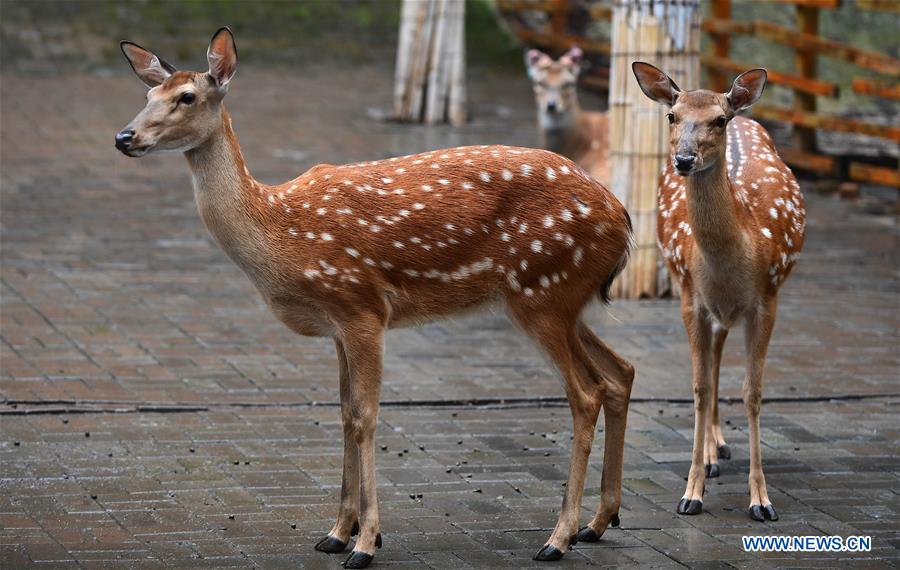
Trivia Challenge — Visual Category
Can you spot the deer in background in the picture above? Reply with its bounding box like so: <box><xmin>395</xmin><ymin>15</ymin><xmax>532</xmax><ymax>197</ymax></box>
<box><xmin>633</xmin><ymin>62</ymin><xmax>805</xmax><ymax>522</ymax></box>
<box><xmin>526</xmin><ymin>47</ymin><xmax>610</xmax><ymax>186</ymax></box>
<box><xmin>116</xmin><ymin>28</ymin><xmax>636</xmax><ymax>567</ymax></box>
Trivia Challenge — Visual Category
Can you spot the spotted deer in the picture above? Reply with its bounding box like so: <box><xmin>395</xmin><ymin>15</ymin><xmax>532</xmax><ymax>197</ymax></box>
<box><xmin>526</xmin><ymin>47</ymin><xmax>610</xmax><ymax>186</ymax></box>
<box><xmin>632</xmin><ymin>63</ymin><xmax>805</xmax><ymax>522</ymax></box>
<box><xmin>115</xmin><ymin>28</ymin><xmax>636</xmax><ymax>567</ymax></box>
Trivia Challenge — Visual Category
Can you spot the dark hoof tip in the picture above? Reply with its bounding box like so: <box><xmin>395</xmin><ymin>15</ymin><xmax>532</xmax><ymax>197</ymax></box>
<box><xmin>763</xmin><ymin>504</ymin><xmax>779</xmax><ymax>521</ymax></box>
<box><xmin>611</xmin><ymin>513</ymin><xmax>620</xmax><ymax>528</ymax></box>
<box><xmin>315</xmin><ymin>535</ymin><xmax>348</xmax><ymax>554</ymax></box>
<box><xmin>705</xmin><ymin>463</ymin><xmax>720</xmax><ymax>478</ymax></box>
<box><xmin>351</xmin><ymin>522</ymin><xmax>360</xmax><ymax>536</ymax></box>
<box><xmin>677</xmin><ymin>498</ymin><xmax>703</xmax><ymax>515</ymax></box>
<box><xmin>533</xmin><ymin>544</ymin><xmax>564</xmax><ymax>561</ymax></box>
<box><xmin>375</xmin><ymin>533</ymin><xmax>382</xmax><ymax>548</ymax></box>
<box><xmin>717</xmin><ymin>444</ymin><xmax>731</xmax><ymax>460</ymax></box>
<box><xmin>343</xmin><ymin>551</ymin><xmax>374</xmax><ymax>569</ymax></box>
<box><xmin>576</xmin><ymin>526</ymin><xmax>601</xmax><ymax>543</ymax></box>
<box><xmin>749</xmin><ymin>504</ymin><xmax>765</xmax><ymax>521</ymax></box>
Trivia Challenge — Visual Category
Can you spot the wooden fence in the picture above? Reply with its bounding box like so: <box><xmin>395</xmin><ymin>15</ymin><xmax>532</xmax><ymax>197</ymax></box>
<box><xmin>496</xmin><ymin>0</ymin><xmax>900</xmax><ymax>188</ymax></box>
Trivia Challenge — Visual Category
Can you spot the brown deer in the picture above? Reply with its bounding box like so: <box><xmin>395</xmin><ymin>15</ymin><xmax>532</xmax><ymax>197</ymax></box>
<box><xmin>115</xmin><ymin>28</ymin><xmax>636</xmax><ymax>567</ymax></box>
<box><xmin>632</xmin><ymin>62</ymin><xmax>805</xmax><ymax>522</ymax></box>
<box><xmin>526</xmin><ymin>47</ymin><xmax>610</xmax><ymax>186</ymax></box>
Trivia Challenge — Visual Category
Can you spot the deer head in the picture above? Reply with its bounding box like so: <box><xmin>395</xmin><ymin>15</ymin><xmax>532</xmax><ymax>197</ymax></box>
<box><xmin>525</xmin><ymin>47</ymin><xmax>583</xmax><ymax>121</ymax></box>
<box><xmin>115</xmin><ymin>27</ymin><xmax>238</xmax><ymax>157</ymax></box>
<box><xmin>632</xmin><ymin>62</ymin><xmax>767</xmax><ymax>176</ymax></box>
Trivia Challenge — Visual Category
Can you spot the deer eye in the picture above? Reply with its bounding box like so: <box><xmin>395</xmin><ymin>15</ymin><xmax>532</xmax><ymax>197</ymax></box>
<box><xmin>667</xmin><ymin>112</ymin><xmax>675</xmax><ymax>124</ymax></box>
<box><xmin>179</xmin><ymin>92</ymin><xmax>196</xmax><ymax>105</ymax></box>
<box><xmin>714</xmin><ymin>116</ymin><xmax>727</xmax><ymax>128</ymax></box>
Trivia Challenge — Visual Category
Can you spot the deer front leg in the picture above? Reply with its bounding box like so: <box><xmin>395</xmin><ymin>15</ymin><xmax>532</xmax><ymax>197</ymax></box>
<box><xmin>677</xmin><ymin>298</ymin><xmax>714</xmax><ymax>516</ymax></box>
<box><xmin>315</xmin><ymin>339</ymin><xmax>360</xmax><ymax>554</ymax></box>
<box><xmin>744</xmin><ymin>298</ymin><xmax>778</xmax><ymax>522</ymax></box>
<box><xmin>705</xmin><ymin>324</ymin><xmax>730</xmax><ymax>479</ymax></box>
<box><xmin>337</xmin><ymin>319</ymin><xmax>385</xmax><ymax>569</ymax></box>
<box><xmin>575</xmin><ymin>323</ymin><xmax>635</xmax><ymax>543</ymax></box>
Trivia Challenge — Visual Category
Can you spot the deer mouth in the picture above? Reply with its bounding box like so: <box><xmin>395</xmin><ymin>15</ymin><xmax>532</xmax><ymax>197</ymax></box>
<box><xmin>120</xmin><ymin>145</ymin><xmax>152</xmax><ymax>157</ymax></box>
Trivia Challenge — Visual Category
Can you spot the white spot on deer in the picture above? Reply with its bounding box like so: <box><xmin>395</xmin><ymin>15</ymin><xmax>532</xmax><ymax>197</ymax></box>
<box><xmin>573</xmin><ymin>246</ymin><xmax>584</xmax><ymax>266</ymax></box>
<box><xmin>399</xmin><ymin>209</ymin><xmax>411</xmax><ymax>217</ymax></box>
<box><xmin>403</xmin><ymin>269</ymin><xmax>420</xmax><ymax>277</ymax></box>
<box><xmin>393</xmin><ymin>241</ymin><xmax>405</xmax><ymax>248</ymax></box>
<box><xmin>531</xmin><ymin>240</ymin><xmax>542</xmax><ymax>253</ymax></box>
<box><xmin>519</xmin><ymin>259</ymin><xmax>528</xmax><ymax>271</ymax></box>
<box><xmin>370</xmin><ymin>225</ymin><xmax>382</xmax><ymax>233</ymax></box>
<box><xmin>430</xmin><ymin>163</ymin><xmax>440</xmax><ymax>169</ymax></box>
<box><xmin>519</xmin><ymin>223</ymin><xmax>528</xmax><ymax>234</ymax></box>
<box><xmin>337</xmin><ymin>208</ymin><xmax>353</xmax><ymax>215</ymax></box>
<box><xmin>305</xmin><ymin>231</ymin><xmax>316</xmax><ymax>239</ymax></box>
<box><xmin>561</xmin><ymin>208</ymin><xmax>573</xmax><ymax>222</ymax></box>
<box><xmin>413</xmin><ymin>203</ymin><xmax>425</xmax><ymax>210</ymax></box>
<box><xmin>320</xmin><ymin>233</ymin><xmax>333</xmax><ymax>241</ymax></box>
<box><xmin>381</xmin><ymin>261</ymin><xmax>394</xmax><ymax>269</ymax></box>
<box><xmin>546</xmin><ymin>167</ymin><xmax>556</xmax><ymax>180</ymax></box>
<box><xmin>479</xmin><ymin>171</ymin><xmax>491</xmax><ymax>183</ymax></box>
<box><xmin>288</xmin><ymin>228</ymin><xmax>298</xmax><ymax>237</ymax></box>
<box><xmin>543</xmin><ymin>216</ymin><xmax>554</xmax><ymax>228</ymax></box>
<box><xmin>560</xmin><ymin>165</ymin><xmax>571</xmax><ymax>175</ymax></box>
<box><xmin>410</xmin><ymin>237</ymin><xmax>422</xmax><ymax>244</ymax></box>
<box><xmin>761</xmin><ymin>227</ymin><xmax>772</xmax><ymax>238</ymax></box>
<box><xmin>524</xmin><ymin>287</ymin><xmax>534</xmax><ymax>297</ymax></box>
<box><xmin>500</xmin><ymin>232</ymin><xmax>510</xmax><ymax>242</ymax></box>
<box><xmin>539</xmin><ymin>275</ymin><xmax>550</xmax><ymax>288</ymax></box>
<box><xmin>462</xmin><ymin>182</ymin><xmax>474</xmax><ymax>190</ymax></box>
<box><xmin>344</xmin><ymin>248</ymin><xmax>359</xmax><ymax>258</ymax></box>
<box><xmin>304</xmin><ymin>269</ymin><xmax>321</xmax><ymax>280</ymax></box>
<box><xmin>576</xmin><ymin>202</ymin><xmax>591</xmax><ymax>216</ymax></box>
<box><xmin>438</xmin><ymin>179</ymin><xmax>450</xmax><ymax>186</ymax></box>
<box><xmin>395</xmin><ymin>168</ymin><xmax>406</xmax><ymax>174</ymax></box>
<box><xmin>506</xmin><ymin>272</ymin><xmax>522</xmax><ymax>292</ymax></box>
<box><xmin>769</xmin><ymin>208</ymin><xmax>778</xmax><ymax>219</ymax></box>
<box><xmin>364</xmin><ymin>257</ymin><xmax>376</xmax><ymax>266</ymax></box>
<box><xmin>501</xmin><ymin>169</ymin><xmax>513</xmax><ymax>181</ymax></box>
<box><xmin>317</xmin><ymin>208</ymin><xmax>327</xmax><ymax>216</ymax></box>
<box><xmin>382</xmin><ymin>177</ymin><xmax>393</xmax><ymax>184</ymax></box>
<box><xmin>520</xmin><ymin>164</ymin><xmax>533</xmax><ymax>177</ymax></box>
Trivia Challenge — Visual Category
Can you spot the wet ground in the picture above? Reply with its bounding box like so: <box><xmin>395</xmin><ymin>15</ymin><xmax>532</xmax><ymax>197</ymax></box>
<box><xmin>1</xmin><ymin>67</ymin><xmax>898</xmax><ymax>568</ymax></box>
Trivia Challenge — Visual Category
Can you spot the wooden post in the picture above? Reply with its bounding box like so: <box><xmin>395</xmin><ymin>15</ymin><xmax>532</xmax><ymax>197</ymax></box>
<box><xmin>708</xmin><ymin>0</ymin><xmax>732</xmax><ymax>92</ymax></box>
<box><xmin>608</xmin><ymin>0</ymin><xmax>701</xmax><ymax>299</ymax></box>
<box><xmin>794</xmin><ymin>5</ymin><xmax>819</xmax><ymax>153</ymax></box>
<box><xmin>393</xmin><ymin>0</ymin><xmax>466</xmax><ymax>126</ymax></box>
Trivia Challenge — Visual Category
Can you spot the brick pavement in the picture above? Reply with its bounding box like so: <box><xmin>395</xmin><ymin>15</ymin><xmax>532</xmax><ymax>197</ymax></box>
<box><xmin>1</xmin><ymin>69</ymin><xmax>898</xmax><ymax>568</ymax></box>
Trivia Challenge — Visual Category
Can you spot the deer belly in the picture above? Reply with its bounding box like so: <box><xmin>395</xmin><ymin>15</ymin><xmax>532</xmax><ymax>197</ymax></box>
<box><xmin>695</xmin><ymin>265</ymin><xmax>754</xmax><ymax>328</ymax></box>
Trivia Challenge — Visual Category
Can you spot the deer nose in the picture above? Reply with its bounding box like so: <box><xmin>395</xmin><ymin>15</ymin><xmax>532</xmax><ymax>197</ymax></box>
<box><xmin>115</xmin><ymin>129</ymin><xmax>134</xmax><ymax>151</ymax></box>
<box><xmin>674</xmin><ymin>154</ymin><xmax>696</xmax><ymax>172</ymax></box>
<box><xmin>546</xmin><ymin>101</ymin><xmax>558</xmax><ymax>112</ymax></box>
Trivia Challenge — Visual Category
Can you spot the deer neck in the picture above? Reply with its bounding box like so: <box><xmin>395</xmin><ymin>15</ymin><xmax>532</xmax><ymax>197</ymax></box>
<box><xmin>684</xmin><ymin>155</ymin><xmax>747</xmax><ymax>263</ymax></box>
<box><xmin>539</xmin><ymin>101</ymin><xmax>583</xmax><ymax>155</ymax></box>
<box><xmin>184</xmin><ymin>105</ymin><xmax>266</xmax><ymax>271</ymax></box>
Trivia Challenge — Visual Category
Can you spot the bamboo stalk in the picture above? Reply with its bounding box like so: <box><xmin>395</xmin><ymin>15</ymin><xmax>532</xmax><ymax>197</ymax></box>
<box><xmin>609</xmin><ymin>0</ymin><xmax>700</xmax><ymax>299</ymax></box>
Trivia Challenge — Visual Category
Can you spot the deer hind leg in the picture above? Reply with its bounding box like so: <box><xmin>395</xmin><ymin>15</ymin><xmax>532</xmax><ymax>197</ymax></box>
<box><xmin>332</xmin><ymin>316</ymin><xmax>386</xmax><ymax>569</ymax></box>
<box><xmin>745</xmin><ymin>298</ymin><xmax>778</xmax><ymax>522</ymax></box>
<box><xmin>574</xmin><ymin>321</ymin><xmax>635</xmax><ymax>543</ymax></box>
<box><xmin>315</xmin><ymin>339</ymin><xmax>360</xmax><ymax>554</ymax></box>
<box><xmin>677</xmin><ymin>297</ymin><xmax>715</xmax><ymax>516</ymax></box>
<box><xmin>705</xmin><ymin>325</ymin><xmax>730</xmax><ymax>478</ymax></box>
<box><xmin>507</xmin><ymin>302</ymin><xmax>602</xmax><ymax>562</ymax></box>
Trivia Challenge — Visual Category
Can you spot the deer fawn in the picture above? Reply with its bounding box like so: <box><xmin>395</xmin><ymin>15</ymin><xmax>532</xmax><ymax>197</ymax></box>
<box><xmin>632</xmin><ymin>63</ymin><xmax>805</xmax><ymax>522</ymax></box>
<box><xmin>526</xmin><ymin>47</ymin><xmax>610</xmax><ymax>186</ymax></box>
<box><xmin>116</xmin><ymin>28</ymin><xmax>636</xmax><ymax>567</ymax></box>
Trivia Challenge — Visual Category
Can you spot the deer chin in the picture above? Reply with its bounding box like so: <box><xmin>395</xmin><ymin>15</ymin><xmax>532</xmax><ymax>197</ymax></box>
<box><xmin>120</xmin><ymin>144</ymin><xmax>154</xmax><ymax>158</ymax></box>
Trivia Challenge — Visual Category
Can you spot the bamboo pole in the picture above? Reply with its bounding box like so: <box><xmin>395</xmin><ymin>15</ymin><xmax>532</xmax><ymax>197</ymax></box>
<box><xmin>609</xmin><ymin>0</ymin><xmax>701</xmax><ymax>299</ymax></box>
<box><xmin>393</xmin><ymin>0</ymin><xmax>466</xmax><ymax>125</ymax></box>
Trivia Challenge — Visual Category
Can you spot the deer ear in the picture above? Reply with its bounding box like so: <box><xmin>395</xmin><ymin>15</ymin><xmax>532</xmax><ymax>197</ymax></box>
<box><xmin>120</xmin><ymin>41</ymin><xmax>175</xmax><ymax>88</ymax></box>
<box><xmin>525</xmin><ymin>49</ymin><xmax>551</xmax><ymax>74</ymax></box>
<box><xmin>726</xmin><ymin>68</ymin><xmax>767</xmax><ymax>112</ymax></box>
<box><xmin>631</xmin><ymin>61</ymin><xmax>680</xmax><ymax>107</ymax></box>
<box><xmin>207</xmin><ymin>27</ymin><xmax>237</xmax><ymax>91</ymax></box>
<box><xmin>559</xmin><ymin>46</ymin><xmax>583</xmax><ymax>69</ymax></box>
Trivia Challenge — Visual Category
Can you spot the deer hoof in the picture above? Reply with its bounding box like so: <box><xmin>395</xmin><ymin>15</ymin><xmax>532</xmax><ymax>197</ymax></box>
<box><xmin>749</xmin><ymin>503</ymin><xmax>778</xmax><ymax>522</ymax></box>
<box><xmin>342</xmin><ymin>551</ymin><xmax>374</xmax><ymax>569</ymax></box>
<box><xmin>705</xmin><ymin>463</ymin><xmax>720</xmax><ymax>478</ymax></box>
<box><xmin>677</xmin><ymin>498</ymin><xmax>703</xmax><ymax>515</ymax></box>
<box><xmin>576</xmin><ymin>526</ymin><xmax>602</xmax><ymax>543</ymax></box>
<box><xmin>533</xmin><ymin>544</ymin><xmax>564</xmax><ymax>561</ymax></box>
<box><xmin>611</xmin><ymin>513</ymin><xmax>620</xmax><ymax>527</ymax></box>
<box><xmin>315</xmin><ymin>535</ymin><xmax>347</xmax><ymax>554</ymax></box>
<box><xmin>717</xmin><ymin>444</ymin><xmax>731</xmax><ymax>460</ymax></box>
